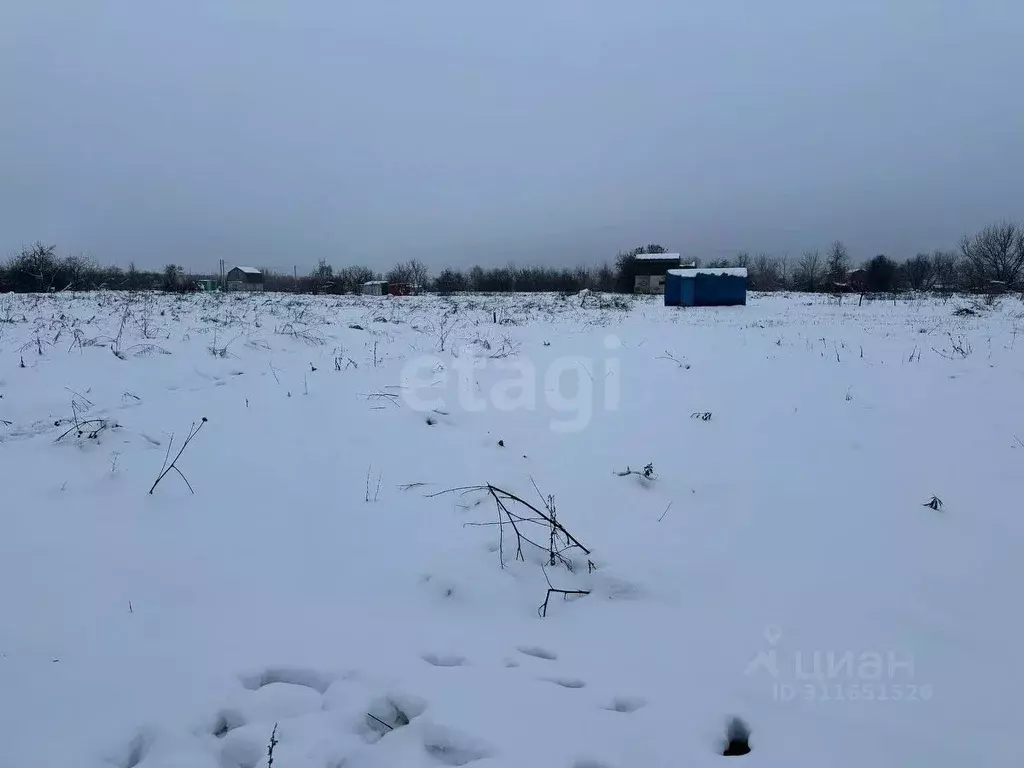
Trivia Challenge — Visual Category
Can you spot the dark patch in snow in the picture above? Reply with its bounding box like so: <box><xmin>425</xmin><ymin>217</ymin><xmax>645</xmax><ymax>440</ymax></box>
<box><xmin>211</xmin><ymin>709</ymin><xmax>246</xmax><ymax>738</ymax></box>
<box><xmin>120</xmin><ymin>732</ymin><xmax>153</xmax><ymax>768</ymax></box>
<box><xmin>517</xmin><ymin>646</ymin><xmax>558</xmax><ymax>661</ymax></box>
<box><xmin>422</xmin><ymin>653</ymin><xmax>467</xmax><ymax>667</ymax></box>
<box><xmin>422</xmin><ymin>725</ymin><xmax>492</xmax><ymax>765</ymax></box>
<box><xmin>357</xmin><ymin>693</ymin><xmax>428</xmax><ymax>743</ymax></box>
<box><xmin>721</xmin><ymin>716</ymin><xmax>751</xmax><ymax>756</ymax></box>
<box><xmin>604</xmin><ymin>696</ymin><xmax>646</xmax><ymax>713</ymax></box>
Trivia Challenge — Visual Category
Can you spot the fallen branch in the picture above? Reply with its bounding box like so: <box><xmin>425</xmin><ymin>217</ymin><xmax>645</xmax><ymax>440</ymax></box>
<box><xmin>54</xmin><ymin>396</ymin><xmax>111</xmax><ymax>442</ymax></box>
<box><xmin>614</xmin><ymin>463</ymin><xmax>657</xmax><ymax>480</ymax></box>
<box><xmin>430</xmin><ymin>482</ymin><xmax>591</xmax><ymax>571</ymax></box>
<box><xmin>656</xmin><ymin>350</ymin><xmax>690</xmax><ymax>369</ymax></box>
<box><xmin>399</xmin><ymin>481</ymin><xmax>429</xmax><ymax>492</ymax></box>
<box><xmin>54</xmin><ymin>418</ymin><xmax>109</xmax><ymax>442</ymax></box>
<box><xmin>538</xmin><ymin>566</ymin><xmax>590</xmax><ymax>618</ymax></box>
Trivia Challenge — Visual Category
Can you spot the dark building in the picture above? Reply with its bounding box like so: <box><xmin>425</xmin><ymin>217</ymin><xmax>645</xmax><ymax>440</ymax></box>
<box><xmin>665</xmin><ymin>268</ymin><xmax>748</xmax><ymax>307</ymax></box>
<box><xmin>226</xmin><ymin>266</ymin><xmax>264</xmax><ymax>292</ymax></box>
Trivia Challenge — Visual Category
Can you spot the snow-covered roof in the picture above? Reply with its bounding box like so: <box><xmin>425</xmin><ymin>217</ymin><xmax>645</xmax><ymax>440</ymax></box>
<box><xmin>633</xmin><ymin>252</ymin><xmax>681</xmax><ymax>261</ymax></box>
<box><xmin>668</xmin><ymin>267</ymin><xmax>748</xmax><ymax>278</ymax></box>
<box><xmin>232</xmin><ymin>266</ymin><xmax>261</xmax><ymax>275</ymax></box>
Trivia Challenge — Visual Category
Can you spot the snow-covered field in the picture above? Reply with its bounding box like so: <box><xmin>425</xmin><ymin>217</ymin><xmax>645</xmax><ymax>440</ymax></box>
<box><xmin>1</xmin><ymin>289</ymin><xmax>1022</xmax><ymax>768</ymax></box>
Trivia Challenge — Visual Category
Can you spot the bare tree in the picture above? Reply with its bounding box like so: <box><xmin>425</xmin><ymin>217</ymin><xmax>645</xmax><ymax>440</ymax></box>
<box><xmin>752</xmin><ymin>252</ymin><xmax>782</xmax><ymax>290</ymax></box>
<box><xmin>959</xmin><ymin>222</ymin><xmax>1024</xmax><ymax>289</ymax></box>
<box><xmin>311</xmin><ymin>259</ymin><xmax>335</xmax><ymax>292</ymax></box>
<box><xmin>337</xmin><ymin>265</ymin><xmax>375</xmax><ymax>294</ymax></box>
<box><xmin>826</xmin><ymin>240</ymin><xmax>851</xmax><ymax>284</ymax></box>
<box><xmin>162</xmin><ymin>264</ymin><xmax>184</xmax><ymax>292</ymax></box>
<box><xmin>904</xmin><ymin>254</ymin><xmax>934</xmax><ymax>291</ymax></box>
<box><xmin>794</xmin><ymin>250</ymin><xmax>824</xmax><ymax>291</ymax></box>
<box><xmin>386</xmin><ymin>259</ymin><xmax>430</xmax><ymax>291</ymax></box>
<box><xmin>777</xmin><ymin>254</ymin><xmax>791</xmax><ymax>288</ymax></box>
<box><xmin>930</xmin><ymin>249</ymin><xmax>961</xmax><ymax>292</ymax></box>
<box><xmin>434</xmin><ymin>268</ymin><xmax>468</xmax><ymax>295</ymax></box>
<box><xmin>11</xmin><ymin>242</ymin><xmax>58</xmax><ymax>291</ymax></box>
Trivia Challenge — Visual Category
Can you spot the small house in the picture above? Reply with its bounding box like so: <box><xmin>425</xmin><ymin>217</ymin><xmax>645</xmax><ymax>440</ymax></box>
<box><xmin>388</xmin><ymin>282</ymin><xmax>415</xmax><ymax>296</ymax></box>
<box><xmin>633</xmin><ymin>253</ymin><xmax>682</xmax><ymax>294</ymax></box>
<box><xmin>847</xmin><ymin>269</ymin><xmax>868</xmax><ymax>292</ymax></box>
<box><xmin>361</xmin><ymin>280</ymin><xmax>388</xmax><ymax>296</ymax></box>
<box><xmin>665</xmin><ymin>267</ymin><xmax>747</xmax><ymax>307</ymax></box>
<box><xmin>225</xmin><ymin>266</ymin><xmax>264</xmax><ymax>292</ymax></box>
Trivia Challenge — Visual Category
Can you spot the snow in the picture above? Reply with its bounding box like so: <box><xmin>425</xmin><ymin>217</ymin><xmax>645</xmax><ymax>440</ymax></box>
<box><xmin>632</xmin><ymin>253</ymin><xmax>681</xmax><ymax>261</ymax></box>
<box><xmin>1</xmin><ymin>289</ymin><xmax>1022</xmax><ymax>767</ymax></box>
<box><xmin>669</xmin><ymin>267</ymin><xmax>749</xmax><ymax>277</ymax></box>
<box><xmin>232</xmin><ymin>266</ymin><xmax>261</xmax><ymax>275</ymax></box>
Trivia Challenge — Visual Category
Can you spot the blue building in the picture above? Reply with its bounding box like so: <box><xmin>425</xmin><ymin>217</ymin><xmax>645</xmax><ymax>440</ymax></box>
<box><xmin>665</xmin><ymin>267</ymin><xmax>747</xmax><ymax>307</ymax></box>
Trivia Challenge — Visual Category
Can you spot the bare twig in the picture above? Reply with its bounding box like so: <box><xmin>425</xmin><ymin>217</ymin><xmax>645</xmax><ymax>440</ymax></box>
<box><xmin>399</xmin><ymin>481</ymin><xmax>429</xmax><ymax>492</ymax></box>
<box><xmin>266</xmin><ymin>724</ymin><xmax>279</xmax><ymax>768</ymax></box>
<box><xmin>148</xmin><ymin>418</ymin><xmax>208</xmax><ymax>495</ymax></box>
<box><xmin>614</xmin><ymin>463</ymin><xmax>657</xmax><ymax>480</ymax></box>
<box><xmin>360</xmin><ymin>391</ymin><xmax>401</xmax><ymax>408</ymax></box>
<box><xmin>366</xmin><ymin>713</ymin><xmax>393</xmax><ymax>732</ymax></box>
<box><xmin>430</xmin><ymin>482</ymin><xmax>592</xmax><ymax>571</ymax></box>
<box><xmin>365</xmin><ymin>464</ymin><xmax>383</xmax><ymax>502</ymax></box>
<box><xmin>656</xmin><ymin>350</ymin><xmax>690</xmax><ymax>369</ymax></box>
<box><xmin>538</xmin><ymin>566</ymin><xmax>590</xmax><ymax>618</ymax></box>
<box><xmin>657</xmin><ymin>501</ymin><xmax>673</xmax><ymax>522</ymax></box>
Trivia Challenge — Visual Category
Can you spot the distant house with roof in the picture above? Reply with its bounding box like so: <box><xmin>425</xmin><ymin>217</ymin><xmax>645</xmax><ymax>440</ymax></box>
<box><xmin>361</xmin><ymin>280</ymin><xmax>388</xmax><ymax>296</ymax></box>
<box><xmin>632</xmin><ymin>253</ymin><xmax>684</xmax><ymax>294</ymax></box>
<box><xmin>226</xmin><ymin>266</ymin><xmax>264</xmax><ymax>292</ymax></box>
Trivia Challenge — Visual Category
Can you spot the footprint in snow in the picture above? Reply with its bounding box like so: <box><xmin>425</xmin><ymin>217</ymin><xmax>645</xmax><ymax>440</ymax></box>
<box><xmin>422</xmin><ymin>653</ymin><xmax>467</xmax><ymax>668</ymax></box>
<box><xmin>604</xmin><ymin>696</ymin><xmax>647</xmax><ymax>713</ymax></box>
<box><xmin>543</xmin><ymin>677</ymin><xmax>587</xmax><ymax>689</ymax></box>
<box><xmin>421</xmin><ymin>723</ymin><xmax>493</xmax><ymax>766</ymax></box>
<box><xmin>239</xmin><ymin>666</ymin><xmax>333</xmax><ymax>694</ymax></box>
<box><xmin>516</xmin><ymin>646</ymin><xmax>558</xmax><ymax>661</ymax></box>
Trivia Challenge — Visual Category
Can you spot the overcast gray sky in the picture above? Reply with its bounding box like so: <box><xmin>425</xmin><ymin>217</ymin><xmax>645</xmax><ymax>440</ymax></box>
<box><xmin>2</xmin><ymin>0</ymin><xmax>1022</xmax><ymax>274</ymax></box>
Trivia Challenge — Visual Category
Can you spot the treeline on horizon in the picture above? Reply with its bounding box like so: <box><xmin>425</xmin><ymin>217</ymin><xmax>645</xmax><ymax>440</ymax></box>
<box><xmin>1</xmin><ymin>220</ymin><xmax>1022</xmax><ymax>296</ymax></box>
